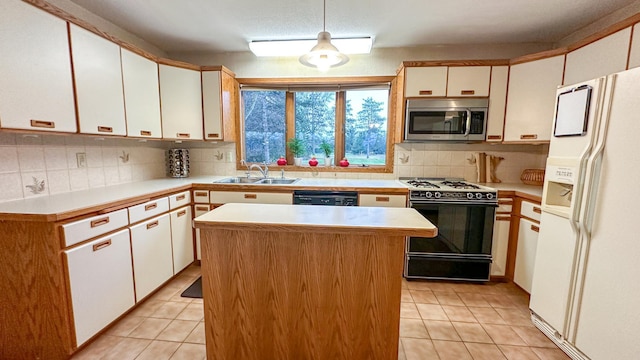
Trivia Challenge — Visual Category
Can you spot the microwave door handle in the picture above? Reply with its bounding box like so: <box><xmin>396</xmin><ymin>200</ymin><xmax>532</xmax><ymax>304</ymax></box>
<box><xmin>464</xmin><ymin>109</ymin><xmax>471</xmax><ymax>136</ymax></box>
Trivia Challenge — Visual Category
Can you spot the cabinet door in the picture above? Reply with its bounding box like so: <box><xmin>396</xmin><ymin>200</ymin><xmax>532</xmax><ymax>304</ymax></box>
<box><xmin>504</xmin><ymin>55</ymin><xmax>564</xmax><ymax>142</ymax></box>
<box><xmin>194</xmin><ymin>205</ymin><xmax>211</xmax><ymax>261</ymax></box>
<box><xmin>70</xmin><ymin>24</ymin><xmax>126</xmax><ymax>136</ymax></box>
<box><xmin>170</xmin><ymin>206</ymin><xmax>194</xmax><ymax>274</ymax></box>
<box><xmin>629</xmin><ymin>25</ymin><xmax>640</xmax><ymax>69</ymax></box>
<box><xmin>202</xmin><ymin>71</ymin><xmax>223</xmax><ymax>140</ymax></box>
<box><xmin>404</xmin><ymin>67</ymin><xmax>447</xmax><ymax>97</ymax></box>
<box><xmin>121</xmin><ymin>49</ymin><xmax>162</xmax><ymax>138</ymax></box>
<box><xmin>65</xmin><ymin>229</ymin><xmax>135</xmax><ymax>346</ymax></box>
<box><xmin>486</xmin><ymin>66</ymin><xmax>509</xmax><ymax>142</ymax></box>
<box><xmin>564</xmin><ymin>27</ymin><xmax>631</xmax><ymax>85</ymax></box>
<box><xmin>159</xmin><ymin>65</ymin><xmax>203</xmax><ymax>140</ymax></box>
<box><xmin>210</xmin><ymin>191</ymin><xmax>293</xmax><ymax>204</ymax></box>
<box><xmin>514</xmin><ymin>217</ymin><xmax>540</xmax><ymax>293</ymax></box>
<box><xmin>358</xmin><ymin>194</ymin><xmax>406</xmax><ymax>207</ymax></box>
<box><xmin>490</xmin><ymin>215</ymin><xmax>511</xmax><ymax>277</ymax></box>
<box><xmin>447</xmin><ymin>66</ymin><xmax>491</xmax><ymax>97</ymax></box>
<box><xmin>130</xmin><ymin>214</ymin><xmax>173</xmax><ymax>301</ymax></box>
<box><xmin>0</xmin><ymin>1</ymin><xmax>76</xmax><ymax>132</ymax></box>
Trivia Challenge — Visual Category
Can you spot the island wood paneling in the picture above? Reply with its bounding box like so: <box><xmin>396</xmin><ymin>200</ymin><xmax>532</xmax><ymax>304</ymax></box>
<box><xmin>0</xmin><ymin>220</ymin><xmax>73</xmax><ymax>360</ymax></box>
<box><xmin>200</xmin><ymin>229</ymin><xmax>405</xmax><ymax>360</ymax></box>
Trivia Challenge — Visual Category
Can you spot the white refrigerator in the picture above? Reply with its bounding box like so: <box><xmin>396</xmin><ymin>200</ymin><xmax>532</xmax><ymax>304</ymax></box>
<box><xmin>530</xmin><ymin>66</ymin><xmax>640</xmax><ymax>360</ymax></box>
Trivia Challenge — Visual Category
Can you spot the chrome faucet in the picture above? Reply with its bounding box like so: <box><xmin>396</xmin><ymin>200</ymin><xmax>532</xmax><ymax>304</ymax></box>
<box><xmin>248</xmin><ymin>163</ymin><xmax>269</xmax><ymax>178</ymax></box>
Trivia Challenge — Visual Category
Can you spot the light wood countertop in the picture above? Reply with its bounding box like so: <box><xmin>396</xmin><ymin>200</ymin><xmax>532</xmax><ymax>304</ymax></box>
<box><xmin>194</xmin><ymin>203</ymin><xmax>437</xmax><ymax>237</ymax></box>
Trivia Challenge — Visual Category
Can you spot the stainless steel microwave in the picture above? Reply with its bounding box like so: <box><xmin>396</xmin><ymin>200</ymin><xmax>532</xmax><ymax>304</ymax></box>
<box><xmin>405</xmin><ymin>98</ymin><xmax>489</xmax><ymax>142</ymax></box>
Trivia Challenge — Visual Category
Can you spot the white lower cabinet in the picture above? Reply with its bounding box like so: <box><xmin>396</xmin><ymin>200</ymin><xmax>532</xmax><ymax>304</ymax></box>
<box><xmin>514</xmin><ymin>217</ymin><xmax>540</xmax><ymax>293</ymax></box>
<box><xmin>65</xmin><ymin>229</ymin><xmax>135</xmax><ymax>346</ymax></box>
<box><xmin>170</xmin><ymin>206</ymin><xmax>194</xmax><ymax>273</ymax></box>
<box><xmin>194</xmin><ymin>205</ymin><xmax>211</xmax><ymax>260</ymax></box>
<box><xmin>130</xmin><ymin>214</ymin><xmax>173</xmax><ymax>301</ymax></box>
<box><xmin>358</xmin><ymin>194</ymin><xmax>406</xmax><ymax>207</ymax></box>
<box><xmin>490</xmin><ymin>215</ymin><xmax>511</xmax><ymax>277</ymax></box>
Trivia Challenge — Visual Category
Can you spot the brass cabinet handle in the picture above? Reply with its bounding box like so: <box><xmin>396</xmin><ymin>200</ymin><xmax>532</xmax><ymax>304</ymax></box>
<box><xmin>140</xmin><ymin>130</ymin><xmax>151</xmax><ymax>136</ymax></box>
<box><xmin>90</xmin><ymin>217</ymin><xmax>110</xmax><ymax>228</ymax></box>
<box><xmin>244</xmin><ymin>194</ymin><xmax>257</xmax><ymax>199</ymax></box>
<box><xmin>520</xmin><ymin>134</ymin><xmax>538</xmax><ymax>140</ymax></box>
<box><xmin>194</xmin><ymin>191</ymin><xmax>208</xmax><ymax>197</ymax></box>
<box><xmin>146</xmin><ymin>220</ymin><xmax>159</xmax><ymax>230</ymax></box>
<box><xmin>97</xmin><ymin>126</ymin><xmax>113</xmax><ymax>133</ymax></box>
<box><xmin>207</xmin><ymin>133</ymin><xmax>220</xmax><ymax>138</ymax></box>
<box><xmin>176</xmin><ymin>133</ymin><xmax>191</xmax><ymax>138</ymax></box>
<box><xmin>487</xmin><ymin>135</ymin><xmax>502</xmax><ymax>140</ymax></box>
<box><xmin>418</xmin><ymin>90</ymin><xmax>433</xmax><ymax>95</ymax></box>
<box><xmin>460</xmin><ymin>90</ymin><xmax>475</xmax><ymax>95</ymax></box>
<box><xmin>144</xmin><ymin>203</ymin><xmax>157</xmax><ymax>211</ymax></box>
<box><xmin>177</xmin><ymin>210</ymin><xmax>187</xmax><ymax>217</ymax></box>
<box><xmin>376</xmin><ymin>196</ymin><xmax>390</xmax><ymax>202</ymax></box>
<box><xmin>533</xmin><ymin>207</ymin><xmax>542</xmax><ymax>214</ymax></box>
<box><xmin>92</xmin><ymin>239</ymin><xmax>112</xmax><ymax>252</ymax></box>
<box><xmin>30</xmin><ymin>119</ymin><xmax>55</xmax><ymax>128</ymax></box>
<box><xmin>496</xmin><ymin>216</ymin><xmax>511</xmax><ymax>221</ymax></box>
<box><xmin>195</xmin><ymin>205</ymin><xmax>209</xmax><ymax>211</ymax></box>
<box><xmin>531</xmin><ymin>224</ymin><xmax>540</xmax><ymax>233</ymax></box>
<box><xmin>176</xmin><ymin>194</ymin><xmax>186</xmax><ymax>201</ymax></box>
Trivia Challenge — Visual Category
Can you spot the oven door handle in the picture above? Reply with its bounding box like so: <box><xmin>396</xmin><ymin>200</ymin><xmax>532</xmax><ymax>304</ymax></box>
<box><xmin>408</xmin><ymin>254</ymin><xmax>492</xmax><ymax>261</ymax></box>
<box><xmin>464</xmin><ymin>109</ymin><xmax>472</xmax><ymax>137</ymax></box>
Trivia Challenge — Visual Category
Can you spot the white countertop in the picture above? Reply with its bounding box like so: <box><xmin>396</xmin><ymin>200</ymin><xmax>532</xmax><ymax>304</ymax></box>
<box><xmin>0</xmin><ymin>176</ymin><xmax>543</xmax><ymax>219</ymax></box>
<box><xmin>194</xmin><ymin>203</ymin><xmax>437</xmax><ymax>237</ymax></box>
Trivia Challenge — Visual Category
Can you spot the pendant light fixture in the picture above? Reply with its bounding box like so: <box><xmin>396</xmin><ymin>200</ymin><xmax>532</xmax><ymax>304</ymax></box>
<box><xmin>299</xmin><ymin>0</ymin><xmax>349</xmax><ymax>70</ymax></box>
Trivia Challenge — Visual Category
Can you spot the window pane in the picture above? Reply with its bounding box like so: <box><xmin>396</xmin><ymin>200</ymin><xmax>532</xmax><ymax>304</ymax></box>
<box><xmin>241</xmin><ymin>90</ymin><xmax>286</xmax><ymax>163</ymax></box>
<box><xmin>345</xmin><ymin>89</ymin><xmax>389</xmax><ymax>165</ymax></box>
<box><xmin>294</xmin><ymin>92</ymin><xmax>336</xmax><ymax>158</ymax></box>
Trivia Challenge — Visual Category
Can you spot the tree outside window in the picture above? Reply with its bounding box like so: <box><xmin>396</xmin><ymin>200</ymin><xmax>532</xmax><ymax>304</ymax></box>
<box><xmin>242</xmin><ymin>90</ymin><xmax>285</xmax><ymax>163</ymax></box>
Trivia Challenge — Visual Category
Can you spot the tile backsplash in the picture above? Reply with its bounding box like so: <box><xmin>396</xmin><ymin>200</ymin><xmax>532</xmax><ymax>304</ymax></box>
<box><xmin>0</xmin><ymin>133</ymin><xmax>166</xmax><ymax>202</ymax></box>
<box><xmin>0</xmin><ymin>133</ymin><xmax>548</xmax><ymax>203</ymax></box>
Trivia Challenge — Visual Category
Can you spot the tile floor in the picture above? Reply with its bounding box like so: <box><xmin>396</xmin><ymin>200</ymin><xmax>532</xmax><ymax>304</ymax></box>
<box><xmin>73</xmin><ymin>265</ymin><xmax>570</xmax><ymax>360</ymax></box>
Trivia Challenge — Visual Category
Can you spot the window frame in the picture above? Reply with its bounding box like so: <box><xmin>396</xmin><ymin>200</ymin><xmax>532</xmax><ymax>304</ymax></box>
<box><xmin>237</xmin><ymin>76</ymin><xmax>397</xmax><ymax>173</ymax></box>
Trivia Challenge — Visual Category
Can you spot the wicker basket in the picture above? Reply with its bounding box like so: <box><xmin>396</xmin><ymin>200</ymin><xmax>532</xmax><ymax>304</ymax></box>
<box><xmin>520</xmin><ymin>169</ymin><xmax>545</xmax><ymax>186</ymax></box>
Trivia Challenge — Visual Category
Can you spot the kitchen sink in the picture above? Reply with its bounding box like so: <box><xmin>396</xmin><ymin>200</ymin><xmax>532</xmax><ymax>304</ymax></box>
<box><xmin>257</xmin><ymin>178</ymin><xmax>300</xmax><ymax>185</ymax></box>
<box><xmin>214</xmin><ymin>177</ymin><xmax>262</xmax><ymax>184</ymax></box>
<box><xmin>214</xmin><ymin>177</ymin><xmax>300</xmax><ymax>185</ymax></box>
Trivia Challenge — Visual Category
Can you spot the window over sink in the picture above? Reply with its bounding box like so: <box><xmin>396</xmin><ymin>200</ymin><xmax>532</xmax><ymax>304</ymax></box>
<box><xmin>238</xmin><ymin>78</ymin><xmax>393</xmax><ymax>171</ymax></box>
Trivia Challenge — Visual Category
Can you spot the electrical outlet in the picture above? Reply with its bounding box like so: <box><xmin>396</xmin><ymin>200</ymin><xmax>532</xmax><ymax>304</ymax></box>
<box><xmin>76</xmin><ymin>152</ymin><xmax>87</xmax><ymax>168</ymax></box>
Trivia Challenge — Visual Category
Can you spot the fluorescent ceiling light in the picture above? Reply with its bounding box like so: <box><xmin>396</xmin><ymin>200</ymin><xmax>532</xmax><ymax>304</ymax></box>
<box><xmin>249</xmin><ymin>37</ymin><xmax>372</xmax><ymax>57</ymax></box>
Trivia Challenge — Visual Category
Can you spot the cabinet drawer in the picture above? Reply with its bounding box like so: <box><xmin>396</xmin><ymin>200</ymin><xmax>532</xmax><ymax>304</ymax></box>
<box><xmin>194</xmin><ymin>204</ymin><xmax>211</xmax><ymax>216</ymax></box>
<box><xmin>521</xmin><ymin>200</ymin><xmax>542</xmax><ymax>222</ymax></box>
<box><xmin>497</xmin><ymin>199</ymin><xmax>513</xmax><ymax>214</ymax></box>
<box><xmin>359</xmin><ymin>194</ymin><xmax>406</xmax><ymax>208</ymax></box>
<box><xmin>64</xmin><ymin>229</ymin><xmax>134</xmax><ymax>346</ymax></box>
<box><xmin>62</xmin><ymin>209</ymin><xmax>129</xmax><ymax>247</ymax></box>
<box><xmin>210</xmin><ymin>191</ymin><xmax>292</xmax><ymax>204</ymax></box>
<box><xmin>169</xmin><ymin>191</ymin><xmax>191</xmax><ymax>209</ymax></box>
<box><xmin>193</xmin><ymin>190</ymin><xmax>210</xmax><ymax>203</ymax></box>
<box><xmin>128</xmin><ymin>197</ymin><xmax>169</xmax><ymax>224</ymax></box>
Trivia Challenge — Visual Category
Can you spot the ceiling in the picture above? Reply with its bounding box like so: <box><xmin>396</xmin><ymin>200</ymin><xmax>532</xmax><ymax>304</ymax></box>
<box><xmin>69</xmin><ymin>0</ymin><xmax>638</xmax><ymax>54</ymax></box>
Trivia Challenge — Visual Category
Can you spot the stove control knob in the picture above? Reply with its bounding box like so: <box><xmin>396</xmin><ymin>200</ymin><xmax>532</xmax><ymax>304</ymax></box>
<box><xmin>467</xmin><ymin>193</ymin><xmax>474</xmax><ymax>199</ymax></box>
<box><xmin>486</xmin><ymin>193</ymin><xmax>494</xmax><ymax>200</ymax></box>
<box><xmin>434</xmin><ymin>192</ymin><xmax>441</xmax><ymax>199</ymax></box>
<box><xmin>475</xmin><ymin>193</ymin><xmax>482</xmax><ymax>199</ymax></box>
<box><xmin>425</xmin><ymin>191</ymin><xmax>432</xmax><ymax>198</ymax></box>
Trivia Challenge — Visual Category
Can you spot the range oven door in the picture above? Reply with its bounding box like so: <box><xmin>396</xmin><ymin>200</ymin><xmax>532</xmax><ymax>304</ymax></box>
<box><xmin>405</xmin><ymin>201</ymin><xmax>496</xmax><ymax>281</ymax></box>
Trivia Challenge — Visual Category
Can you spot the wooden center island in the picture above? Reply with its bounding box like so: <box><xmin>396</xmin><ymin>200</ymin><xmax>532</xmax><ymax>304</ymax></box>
<box><xmin>194</xmin><ymin>203</ymin><xmax>437</xmax><ymax>360</ymax></box>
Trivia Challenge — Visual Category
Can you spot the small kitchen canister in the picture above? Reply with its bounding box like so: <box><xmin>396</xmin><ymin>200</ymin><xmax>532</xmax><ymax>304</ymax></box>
<box><xmin>167</xmin><ymin>149</ymin><xmax>190</xmax><ymax>178</ymax></box>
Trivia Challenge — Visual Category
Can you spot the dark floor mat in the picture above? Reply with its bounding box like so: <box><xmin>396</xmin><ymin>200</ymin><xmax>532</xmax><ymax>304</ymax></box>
<box><xmin>180</xmin><ymin>276</ymin><xmax>202</xmax><ymax>298</ymax></box>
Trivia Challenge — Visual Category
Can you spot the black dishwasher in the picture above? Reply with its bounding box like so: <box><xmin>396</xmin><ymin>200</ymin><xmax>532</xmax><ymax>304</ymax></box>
<box><xmin>293</xmin><ymin>190</ymin><xmax>358</xmax><ymax>206</ymax></box>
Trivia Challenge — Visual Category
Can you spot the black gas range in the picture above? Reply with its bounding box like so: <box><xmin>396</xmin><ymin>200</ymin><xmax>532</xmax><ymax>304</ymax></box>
<box><xmin>400</xmin><ymin>178</ymin><xmax>498</xmax><ymax>281</ymax></box>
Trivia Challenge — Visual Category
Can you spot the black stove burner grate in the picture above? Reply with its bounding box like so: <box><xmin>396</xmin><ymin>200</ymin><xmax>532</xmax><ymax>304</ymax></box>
<box><xmin>405</xmin><ymin>180</ymin><xmax>440</xmax><ymax>188</ymax></box>
<box><xmin>440</xmin><ymin>181</ymin><xmax>481</xmax><ymax>189</ymax></box>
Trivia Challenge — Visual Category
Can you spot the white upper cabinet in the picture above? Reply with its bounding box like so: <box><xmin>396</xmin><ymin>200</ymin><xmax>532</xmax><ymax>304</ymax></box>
<box><xmin>447</xmin><ymin>66</ymin><xmax>491</xmax><ymax>97</ymax></box>
<box><xmin>564</xmin><ymin>27</ymin><xmax>631</xmax><ymax>85</ymax></box>
<box><xmin>159</xmin><ymin>64</ymin><xmax>203</xmax><ymax>140</ymax></box>
<box><xmin>503</xmin><ymin>55</ymin><xmax>565</xmax><ymax>142</ymax></box>
<box><xmin>0</xmin><ymin>1</ymin><xmax>76</xmax><ymax>132</ymax></box>
<box><xmin>628</xmin><ymin>25</ymin><xmax>640</xmax><ymax>69</ymax></box>
<box><xmin>486</xmin><ymin>66</ymin><xmax>509</xmax><ymax>142</ymax></box>
<box><xmin>121</xmin><ymin>49</ymin><xmax>162</xmax><ymax>138</ymax></box>
<box><xmin>404</xmin><ymin>67</ymin><xmax>448</xmax><ymax>97</ymax></box>
<box><xmin>202</xmin><ymin>71</ymin><xmax>223</xmax><ymax>140</ymax></box>
<box><xmin>70</xmin><ymin>24</ymin><xmax>126</xmax><ymax>136</ymax></box>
